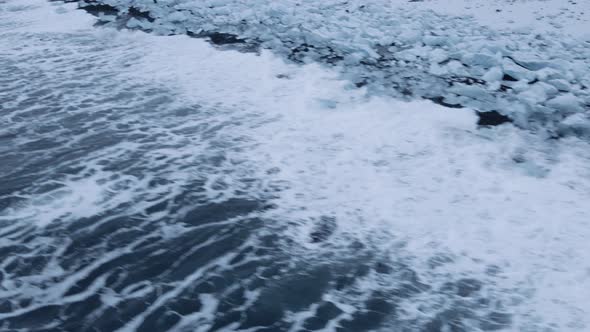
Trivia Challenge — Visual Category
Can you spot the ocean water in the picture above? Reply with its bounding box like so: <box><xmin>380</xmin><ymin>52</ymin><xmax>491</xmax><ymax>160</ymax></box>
<box><xmin>1</xmin><ymin>1</ymin><xmax>590</xmax><ymax>331</ymax></box>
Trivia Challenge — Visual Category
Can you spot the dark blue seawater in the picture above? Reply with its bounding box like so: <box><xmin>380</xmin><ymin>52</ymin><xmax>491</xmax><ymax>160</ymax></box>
<box><xmin>0</xmin><ymin>4</ymin><xmax>409</xmax><ymax>331</ymax></box>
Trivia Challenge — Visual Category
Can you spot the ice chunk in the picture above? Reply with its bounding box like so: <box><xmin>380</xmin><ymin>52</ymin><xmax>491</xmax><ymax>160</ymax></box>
<box><xmin>547</xmin><ymin>79</ymin><xmax>572</xmax><ymax>92</ymax></box>
<box><xmin>483</xmin><ymin>66</ymin><xmax>503</xmax><ymax>83</ymax></box>
<box><xmin>429</xmin><ymin>63</ymin><xmax>448</xmax><ymax>76</ymax></box>
<box><xmin>502</xmin><ymin>59</ymin><xmax>536</xmax><ymax>82</ymax></box>
<box><xmin>429</xmin><ymin>48</ymin><xmax>449</xmax><ymax>63</ymax></box>
<box><xmin>446</xmin><ymin>60</ymin><xmax>468</xmax><ymax>76</ymax></box>
<box><xmin>518</xmin><ymin>83</ymin><xmax>555</xmax><ymax>104</ymax></box>
<box><xmin>535</xmin><ymin>67</ymin><xmax>562</xmax><ymax>81</ymax></box>
<box><xmin>561</xmin><ymin>113</ymin><xmax>589</xmax><ymax>127</ymax></box>
<box><xmin>423</xmin><ymin>35</ymin><xmax>447</xmax><ymax>47</ymax></box>
<box><xmin>167</xmin><ymin>11</ymin><xmax>188</xmax><ymax>22</ymax></box>
<box><xmin>513</xmin><ymin>58</ymin><xmax>552</xmax><ymax>71</ymax></box>
<box><xmin>398</xmin><ymin>29</ymin><xmax>422</xmax><ymax>44</ymax></box>
<box><xmin>126</xmin><ymin>17</ymin><xmax>142</xmax><ymax>29</ymax></box>
<box><xmin>462</xmin><ymin>52</ymin><xmax>499</xmax><ymax>68</ymax></box>
<box><xmin>545</xmin><ymin>93</ymin><xmax>584</xmax><ymax>114</ymax></box>
<box><xmin>450</xmin><ymin>84</ymin><xmax>494</xmax><ymax>102</ymax></box>
<box><xmin>511</xmin><ymin>80</ymin><xmax>532</xmax><ymax>93</ymax></box>
<box><xmin>559</xmin><ymin>113</ymin><xmax>590</xmax><ymax>136</ymax></box>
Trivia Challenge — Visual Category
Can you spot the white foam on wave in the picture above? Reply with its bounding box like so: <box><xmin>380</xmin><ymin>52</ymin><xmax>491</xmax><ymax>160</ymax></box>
<box><xmin>251</xmin><ymin>89</ymin><xmax>590</xmax><ymax>330</ymax></box>
<box><xmin>128</xmin><ymin>16</ymin><xmax>590</xmax><ymax>331</ymax></box>
<box><xmin>0</xmin><ymin>0</ymin><xmax>101</xmax><ymax>227</ymax></box>
<box><xmin>0</xmin><ymin>0</ymin><xmax>267</xmax><ymax>230</ymax></box>
<box><xmin>0</xmin><ymin>0</ymin><xmax>95</xmax><ymax>33</ymax></box>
